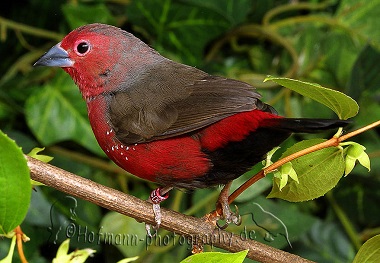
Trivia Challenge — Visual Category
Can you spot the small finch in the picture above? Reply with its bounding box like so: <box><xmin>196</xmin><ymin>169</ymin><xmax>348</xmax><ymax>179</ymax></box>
<box><xmin>35</xmin><ymin>23</ymin><xmax>348</xmax><ymax>228</ymax></box>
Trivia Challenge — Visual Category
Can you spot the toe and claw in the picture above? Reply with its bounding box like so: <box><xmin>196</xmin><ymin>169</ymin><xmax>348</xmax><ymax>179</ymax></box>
<box><xmin>146</xmin><ymin>186</ymin><xmax>172</xmax><ymax>237</ymax></box>
<box><xmin>215</xmin><ymin>181</ymin><xmax>242</xmax><ymax>229</ymax></box>
<box><xmin>216</xmin><ymin>204</ymin><xmax>241</xmax><ymax>229</ymax></box>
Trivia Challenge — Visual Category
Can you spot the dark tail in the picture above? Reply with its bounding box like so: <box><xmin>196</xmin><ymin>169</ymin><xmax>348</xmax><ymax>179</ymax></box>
<box><xmin>262</xmin><ymin>118</ymin><xmax>351</xmax><ymax>133</ymax></box>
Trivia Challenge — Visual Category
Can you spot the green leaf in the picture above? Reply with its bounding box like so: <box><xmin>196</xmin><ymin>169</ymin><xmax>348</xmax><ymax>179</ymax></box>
<box><xmin>183</xmin><ymin>0</ymin><xmax>255</xmax><ymax>25</ymax></box>
<box><xmin>346</xmin><ymin>45</ymin><xmax>380</xmax><ymax>126</ymax></box>
<box><xmin>320</xmin><ymin>32</ymin><xmax>360</xmax><ymax>88</ymax></box>
<box><xmin>116</xmin><ymin>257</ymin><xmax>139</xmax><ymax>263</ymax></box>
<box><xmin>25</xmin><ymin>71</ymin><xmax>103</xmax><ymax>156</ymax></box>
<box><xmin>273</xmin><ymin>162</ymin><xmax>299</xmax><ymax>191</ymax></box>
<box><xmin>268</xmin><ymin>139</ymin><xmax>345</xmax><ymax>202</ymax></box>
<box><xmin>62</xmin><ymin>3</ymin><xmax>116</xmax><ymax>30</ymax></box>
<box><xmin>27</xmin><ymin>147</ymin><xmax>53</xmax><ymax>163</ymax></box>
<box><xmin>336</xmin><ymin>0</ymin><xmax>380</xmax><ymax>50</ymax></box>
<box><xmin>55</xmin><ymin>239</ymin><xmax>70</xmax><ymax>259</ymax></box>
<box><xmin>353</xmin><ymin>234</ymin><xmax>380</xmax><ymax>263</ymax></box>
<box><xmin>347</xmin><ymin>45</ymin><xmax>380</xmax><ymax>100</ymax></box>
<box><xmin>100</xmin><ymin>212</ymin><xmax>147</xmax><ymax>257</ymax></box>
<box><xmin>180</xmin><ymin>250</ymin><xmax>248</xmax><ymax>263</ymax></box>
<box><xmin>264</xmin><ymin>76</ymin><xmax>359</xmax><ymax>120</ymax></box>
<box><xmin>343</xmin><ymin>142</ymin><xmax>371</xmax><ymax>175</ymax></box>
<box><xmin>262</xmin><ymin>146</ymin><xmax>280</xmax><ymax>168</ymax></box>
<box><xmin>238</xmin><ymin>196</ymin><xmax>317</xmax><ymax>249</ymax></box>
<box><xmin>52</xmin><ymin>239</ymin><xmax>96</xmax><ymax>263</ymax></box>
<box><xmin>278</xmin><ymin>172</ymin><xmax>288</xmax><ymax>191</ymax></box>
<box><xmin>0</xmin><ymin>235</ymin><xmax>16</xmax><ymax>263</ymax></box>
<box><xmin>295</xmin><ymin>26</ymin><xmax>322</xmax><ymax>76</ymax></box>
<box><xmin>273</xmin><ymin>170</ymin><xmax>289</xmax><ymax>191</ymax></box>
<box><xmin>126</xmin><ymin>0</ymin><xmax>253</xmax><ymax>65</ymax></box>
<box><xmin>28</xmin><ymin>147</ymin><xmax>51</xmax><ymax>186</ymax></box>
<box><xmin>0</xmin><ymin>131</ymin><xmax>31</xmax><ymax>234</ymax></box>
<box><xmin>292</xmin><ymin>220</ymin><xmax>355</xmax><ymax>262</ymax></box>
<box><xmin>279</xmin><ymin>162</ymin><xmax>299</xmax><ymax>183</ymax></box>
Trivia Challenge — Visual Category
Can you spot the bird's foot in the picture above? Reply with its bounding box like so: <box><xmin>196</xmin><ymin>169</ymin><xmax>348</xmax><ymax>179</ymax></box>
<box><xmin>216</xmin><ymin>204</ymin><xmax>241</xmax><ymax>229</ymax></box>
<box><xmin>145</xmin><ymin>187</ymin><xmax>172</xmax><ymax>237</ymax></box>
<box><xmin>215</xmin><ymin>182</ymin><xmax>241</xmax><ymax>229</ymax></box>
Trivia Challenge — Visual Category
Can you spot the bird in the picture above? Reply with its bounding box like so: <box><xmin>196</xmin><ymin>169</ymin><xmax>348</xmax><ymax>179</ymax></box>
<box><xmin>34</xmin><ymin>23</ymin><xmax>349</xmax><ymax>229</ymax></box>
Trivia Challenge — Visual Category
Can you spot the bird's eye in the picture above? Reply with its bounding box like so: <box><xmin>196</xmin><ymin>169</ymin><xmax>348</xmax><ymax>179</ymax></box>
<box><xmin>76</xmin><ymin>41</ymin><xmax>90</xmax><ymax>55</ymax></box>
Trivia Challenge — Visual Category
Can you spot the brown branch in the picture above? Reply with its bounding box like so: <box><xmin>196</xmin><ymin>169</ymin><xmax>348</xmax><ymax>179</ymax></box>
<box><xmin>26</xmin><ymin>156</ymin><xmax>314</xmax><ymax>263</ymax></box>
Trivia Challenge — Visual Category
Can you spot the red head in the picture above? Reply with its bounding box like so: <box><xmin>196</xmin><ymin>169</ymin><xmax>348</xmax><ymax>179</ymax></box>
<box><xmin>34</xmin><ymin>23</ymin><xmax>162</xmax><ymax>100</ymax></box>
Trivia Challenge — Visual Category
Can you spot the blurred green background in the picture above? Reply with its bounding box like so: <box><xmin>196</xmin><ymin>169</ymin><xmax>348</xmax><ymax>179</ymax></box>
<box><xmin>1</xmin><ymin>0</ymin><xmax>380</xmax><ymax>262</ymax></box>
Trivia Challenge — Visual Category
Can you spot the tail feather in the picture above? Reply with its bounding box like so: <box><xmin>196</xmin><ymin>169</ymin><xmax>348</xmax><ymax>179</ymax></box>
<box><xmin>263</xmin><ymin>118</ymin><xmax>351</xmax><ymax>133</ymax></box>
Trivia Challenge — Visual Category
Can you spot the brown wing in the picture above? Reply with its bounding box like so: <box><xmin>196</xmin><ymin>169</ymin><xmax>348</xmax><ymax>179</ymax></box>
<box><xmin>107</xmin><ymin>59</ymin><xmax>264</xmax><ymax>144</ymax></box>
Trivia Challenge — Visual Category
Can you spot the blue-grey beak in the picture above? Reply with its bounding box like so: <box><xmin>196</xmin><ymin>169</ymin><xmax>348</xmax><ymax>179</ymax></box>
<box><xmin>34</xmin><ymin>43</ymin><xmax>73</xmax><ymax>67</ymax></box>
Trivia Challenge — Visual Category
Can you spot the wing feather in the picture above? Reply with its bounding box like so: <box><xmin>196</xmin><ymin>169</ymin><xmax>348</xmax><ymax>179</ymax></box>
<box><xmin>107</xmin><ymin>59</ymin><xmax>265</xmax><ymax>144</ymax></box>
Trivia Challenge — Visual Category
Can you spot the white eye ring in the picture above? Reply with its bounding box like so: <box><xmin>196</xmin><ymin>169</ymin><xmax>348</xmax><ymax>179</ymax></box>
<box><xmin>75</xmin><ymin>41</ymin><xmax>91</xmax><ymax>56</ymax></box>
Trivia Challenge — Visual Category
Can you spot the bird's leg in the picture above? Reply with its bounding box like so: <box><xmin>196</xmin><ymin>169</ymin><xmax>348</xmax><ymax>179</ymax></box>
<box><xmin>149</xmin><ymin>187</ymin><xmax>172</xmax><ymax>226</ymax></box>
<box><xmin>216</xmin><ymin>181</ymin><xmax>241</xmax><ymax>229</ymax></box>
<box><xmin>145</xmin><ymin>186</ymin><xmax>173</xmax><ymax>237</ymax></box>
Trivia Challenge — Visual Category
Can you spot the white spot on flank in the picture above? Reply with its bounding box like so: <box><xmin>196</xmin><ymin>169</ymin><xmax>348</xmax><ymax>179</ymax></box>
<box><xmin>111</xmin><ymin>146</ymin><xmax>114</xmax><ymax>151</ymax></box>
<box><xmin>106</xmin><ymin>129</ymin><xmax>113</xmax><ymax>135</ymax></box>
<box><xmin>125</xmin><ymin>156</ymin><xmax>128</xmax><ymax>160</ymax></box>
<box><xmin>126</xmin><ymin>146</ymin><xmax>129</xmax><ymax>150</ymax></box>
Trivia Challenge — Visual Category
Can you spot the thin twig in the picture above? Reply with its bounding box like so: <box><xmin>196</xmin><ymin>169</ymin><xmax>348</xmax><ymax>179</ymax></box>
<box><xmin>15</xmin><ymin>226</ymin><xmax>27</xmax><ymax>263</ymax></box>
<box><xmin>339</xmin><ymin>120</ymin><xmax>380</xmax><ymax>142</ymax></box>
<box><xmin>263</xmin><ymin>0</ymin><xmax>336</xmax><ymax>25</ymax></box>
<box><xmin>0</xmin><ymin>16</ymin><xmax>63</xmax><ymax>41</ymax></box>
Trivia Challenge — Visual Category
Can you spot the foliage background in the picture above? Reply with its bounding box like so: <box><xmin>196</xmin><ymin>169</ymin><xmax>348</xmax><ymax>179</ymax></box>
<box><xmin>1</xmin><ymin>0</ymin><xmax>380</xmax><ymax>262</ymax></box>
